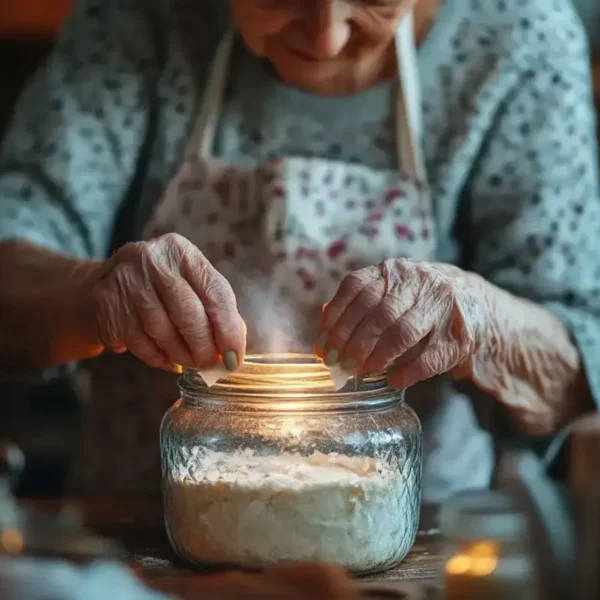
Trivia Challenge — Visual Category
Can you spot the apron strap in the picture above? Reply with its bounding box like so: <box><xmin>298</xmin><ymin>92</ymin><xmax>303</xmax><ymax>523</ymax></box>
<box><xmin>394</xmin><ymin>12</ymin><xmax>426</xmax><ymax>180</ymax></box>
<box><xmin>189</xmin><ymin>14</ymin><xmax>426</xmax><ymax>183</ymax></box>
<box><xmin>185</xmin><ymin>28</ymin><xmax>236</xmax><ymax>159</ymax></box>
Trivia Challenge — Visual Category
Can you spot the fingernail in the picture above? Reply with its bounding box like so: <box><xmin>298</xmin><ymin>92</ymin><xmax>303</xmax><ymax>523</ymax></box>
<box><xmin>342</xmin><ymin>357</ymin><xmax>357</xmax><ymax>373</ymax></box>
<box><xmin>224</xmin><ymin>350</ymin><xmax>239</xmax><ymax>372</ymax></box>
<box><xmin>325</xmin><ymin>349</ymin><xmax>339</xmax><ymax>367</ymax></box>
<box><xmin>316</xmin><ymin>331</ymin><xmax>328</xmax><ymax>349</ymax></box>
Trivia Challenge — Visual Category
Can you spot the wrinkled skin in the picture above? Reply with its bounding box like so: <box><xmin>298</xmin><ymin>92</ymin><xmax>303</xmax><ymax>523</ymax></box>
<box><xmin>315</xmin><ymin>259</ymin><xmax>488</xmax><ymax>388</ymax></box>
<box><xmin>315</xmin><ymin>258</ymin><xmax>587</xmax><ymax>436</ymax></box>
<box><xmin>230</xmin><ymin>0</ymin><xmax>420</xmax><ymax>95</ymax></box>
<box><xmin>92</xmin><ymin>233</ymin><xmax>246</xmax><ymax>371</ymax></box>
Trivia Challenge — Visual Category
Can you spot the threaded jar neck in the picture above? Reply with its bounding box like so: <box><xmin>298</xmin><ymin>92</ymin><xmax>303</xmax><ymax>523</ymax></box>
<box><xmin>179</xmin><ymin>354</ymin><xmax>403</xmax><ymax>413</ymax></box>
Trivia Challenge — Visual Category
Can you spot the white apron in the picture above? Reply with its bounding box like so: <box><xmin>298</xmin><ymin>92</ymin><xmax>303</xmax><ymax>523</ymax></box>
<box><xmin>144</xmin><ymin>15</ymin><xmax>436</xmax><ymax>352</ymax></box>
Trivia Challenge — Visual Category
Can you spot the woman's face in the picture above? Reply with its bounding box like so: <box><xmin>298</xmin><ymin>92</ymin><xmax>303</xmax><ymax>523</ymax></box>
<box><xmin>230</xmin><ymin>0</ymin><xmax>416</xmax><ymax>95</ymax></box>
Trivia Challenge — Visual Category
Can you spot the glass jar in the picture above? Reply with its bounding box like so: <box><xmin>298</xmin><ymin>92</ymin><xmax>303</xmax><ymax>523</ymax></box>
<box><xmin>440</xmin><ymin>491</ymin><xmax>536</xmax><ymax>600</ymax></box>
<box><xmin>160</xmin><ymin>354</ymin><xmax>422</xmax><ymax>575</ymax></box>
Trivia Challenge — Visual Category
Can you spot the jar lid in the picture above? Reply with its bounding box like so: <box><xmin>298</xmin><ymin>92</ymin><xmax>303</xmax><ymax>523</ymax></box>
<box><xmin>439</xmin><ymin>490</ymin><xmax>528</xmax><ymax>542</ymax></box>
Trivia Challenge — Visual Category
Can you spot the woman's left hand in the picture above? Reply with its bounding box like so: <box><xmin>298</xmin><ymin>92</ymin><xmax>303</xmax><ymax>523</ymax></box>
<box><xmin>314</xmin><ymin>259</ymin><xmax>488</xmax><ymax>389</ymax></box>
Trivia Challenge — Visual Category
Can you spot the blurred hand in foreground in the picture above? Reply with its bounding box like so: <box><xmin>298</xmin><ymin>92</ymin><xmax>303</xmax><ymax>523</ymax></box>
<box><xmin>146</xmin><ymin>562</ymin><xmax>361</xmax><ymax>600</ymax></box>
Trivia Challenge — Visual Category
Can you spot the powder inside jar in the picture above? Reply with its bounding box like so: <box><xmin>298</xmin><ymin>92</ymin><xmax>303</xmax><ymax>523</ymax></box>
<box><xmin>164</xmin><ymin>448</ymin><xmax>419</xmax><ymax>573</ymax></box>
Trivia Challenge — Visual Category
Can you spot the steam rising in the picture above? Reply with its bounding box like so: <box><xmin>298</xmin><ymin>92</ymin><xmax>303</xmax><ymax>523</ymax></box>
<box><xmin>227</xmin><ymin>268</ymin><xmax>319</xmax><ymax>355</ymax></box>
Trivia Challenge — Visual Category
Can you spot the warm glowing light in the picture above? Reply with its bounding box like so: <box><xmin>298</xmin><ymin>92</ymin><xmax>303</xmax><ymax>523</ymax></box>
<box><xmin>445</xmin><ymin>555</ymin><xmax>472</xmax><ymax>575</ymax></box>
<box><xmin>470</xmin><ymin>541</ymin><xmax>497</xmax><ymax>557</ymax></box>
<box><xmin>1</xmin><ymin>528</ymin><xmax>24</xmax><ymax>554</ymax></box>
<box><xmin>445</xmin><ymin>541</ymin><xmax>499</xmax><ymax>578</ymax></box>
<box><xmin>270</xmin><ymin>401</ymin><xmax>312</xmax><ymax>412</ymax></box>
<box><xmin>471</xmin><ymin>556</ymin><xmax>498</xmax><ymax>577</ymax></box>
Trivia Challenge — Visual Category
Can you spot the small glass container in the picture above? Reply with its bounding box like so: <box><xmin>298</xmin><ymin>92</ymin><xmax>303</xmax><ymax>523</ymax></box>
<box><xmin>440</xmin><ymin>491</ymin><xmax>536</xmax><ymax>600</ymax></box>
<box><xmin>160</xmin><ymin>354</ymin><xmax>422</xmax><ymax>575</ymax></box>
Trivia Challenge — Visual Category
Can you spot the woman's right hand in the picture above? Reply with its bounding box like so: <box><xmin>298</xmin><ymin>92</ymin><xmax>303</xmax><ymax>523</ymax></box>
<box><xmin>92</xmin><ymin>233</ymin><xmax>245</xmax><ymax>372</ymax></box>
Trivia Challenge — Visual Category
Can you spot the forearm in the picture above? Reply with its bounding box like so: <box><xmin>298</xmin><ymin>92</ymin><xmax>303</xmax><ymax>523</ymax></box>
<box><xmin>0</xmin><ymin>241</ymin><xmax>106</xmax><ymax>369</ymax></box>
<box><xmin>458</xmin><ymin>273</ymin><xmax>591</xmax><ymax>436</ymax></box>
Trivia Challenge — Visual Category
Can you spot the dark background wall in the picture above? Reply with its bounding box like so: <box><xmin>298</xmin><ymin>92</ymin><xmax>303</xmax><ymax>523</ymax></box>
<box><xmin>0</xmin><ymin>0</ymin><xmax>70</xmax><ymax>135</ymax></box>
<box><xmin>0</xmin><ymin>2</ymin><xmax>75</xmax><ymax>497</ymax></box>
<box><xmin>0</xmin><ymin>40</ymin><xmax>53</xmax><ymax>137</ymax></box>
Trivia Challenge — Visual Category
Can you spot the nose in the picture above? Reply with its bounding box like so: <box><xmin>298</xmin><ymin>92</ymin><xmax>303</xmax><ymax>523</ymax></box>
<box><xmin>306</xmin><ymin>3</ymin><xmax>350</xmax><ymax>59</ymax></box>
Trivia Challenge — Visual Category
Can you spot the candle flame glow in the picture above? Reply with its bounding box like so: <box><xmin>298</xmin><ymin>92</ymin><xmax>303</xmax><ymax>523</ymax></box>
<box><xmin>1</xmin><ymin>528</ymin><xmax>24</xmax><ymax>554</ymax></box>
<box><xmin>445</xmin><ymin>541</ymin><xmax>499</xmax><ymax>577</ymax></box>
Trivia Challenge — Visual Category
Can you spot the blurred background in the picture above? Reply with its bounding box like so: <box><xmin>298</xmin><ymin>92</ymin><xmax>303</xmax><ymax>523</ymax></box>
<box><xmin>0</xmin><ymin>0</ymin><xmax>598</xmax><ymax>499</ymax></box>
<box><xmin>1</xmin><ymin>1</ymin><xmax>87</xmax><ymax>499</ymax></box>
<box><xmin>0</xmin><ymin>1</ymin><xmax>70</xmax><ymax>137</ymax></box>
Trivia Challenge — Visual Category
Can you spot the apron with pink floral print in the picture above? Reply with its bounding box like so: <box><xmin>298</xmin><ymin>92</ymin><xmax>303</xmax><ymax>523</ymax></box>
<box><xmin>143</xmin><ymin>14</ymin><xmax>436</xmax><ymax>352</ymax></box>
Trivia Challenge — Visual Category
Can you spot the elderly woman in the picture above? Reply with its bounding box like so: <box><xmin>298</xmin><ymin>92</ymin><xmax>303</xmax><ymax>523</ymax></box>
<box><xmin>0</xmin><ymin>0</ymin><xmax>599</xmax><ymax>505</ymax></box>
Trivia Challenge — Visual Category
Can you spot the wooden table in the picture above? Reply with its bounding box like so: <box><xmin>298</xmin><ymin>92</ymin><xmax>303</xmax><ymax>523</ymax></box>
<box><xmin>26</xmin><ymin>499</ymin><xmax>443</xmax><ymax>596</ymax></box>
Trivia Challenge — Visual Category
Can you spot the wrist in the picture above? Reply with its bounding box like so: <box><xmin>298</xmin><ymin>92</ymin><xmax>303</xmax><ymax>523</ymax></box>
<box><xmin>0</xmin><ymin>241</ymin><xmax>110</xmax><ymax>369</ymax></box>
<box><xmin>450</xmin><ymin>269</ymin><xmax>511</xmax><ymax>394</ymax></box>
<box><xmin>434</xmin><ymin>266</ymin><xmax>492</xmax><ymax>360</ymax></box>
<box><xmin>48</xmin><ymin>259</ymin><xmax>108</xmax><ymax>366</ymax></box>
<box><xmin>455</xmin><ymin>274</ymin><xmax>585</xmax><ymax>435</ymax></box>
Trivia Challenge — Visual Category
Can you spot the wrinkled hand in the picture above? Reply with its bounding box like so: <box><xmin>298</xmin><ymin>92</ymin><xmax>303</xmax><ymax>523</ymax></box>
<box><xmin>91</xmin><ymin>233</ymin><xmax>245</xmax><ymax>371</ymax></box>
<box><xmin>315</xmin><ymin>259</ymin><xmax>487</xmax><ymax>389</ymax></box>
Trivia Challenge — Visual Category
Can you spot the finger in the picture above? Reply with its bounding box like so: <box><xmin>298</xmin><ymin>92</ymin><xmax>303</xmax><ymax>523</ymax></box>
<box><xmin>337</xmin><ymin>292</ymin><xmax>418</xmax><ymax>372</ymax></box>
<box><xmin>378</xmin><ymin>334</ymin><xmax>432</xmax><ymax>384</ymax></box>
<box><xmin>103</xmin><ymin>264</ymin><xmax>190</xmax><ymax>369</ymax></box>
<box><xmin>362</xmin><ymin>307</ymin><xmax>431</xmax><ymax>374</ymax></box>
<box><xmin>140</xmin><ymin>248</ymin><xmax>219</xmax><ymax>368</ymax></box>
<box><xmin>320</xmin><ymin>266</ymin><xmax>382</xmax><ymax>334</ymax></box>
<box><xmin>94</xmin><ymin>279</ymin><xmax>160</xmax><ymax>360</ymax></box>
<box><xmin>121</xmin><ymin>305</ymin><xmax>172</xmax><ymax>370</ymax></box>
<box><xmin>148</xmin><ymin>274</ymin><xmax>220</xmax><ymax>368</ymax></box>
<box><xmin>182</xmin><ymin>253</ymin><xmax>246</xmax><ymax>370</ymax></box>
<box><xmin>95</xmin><ymin>279</ymin><xmax>170</xmax><ymax>368</ymax></box>
<box><xmin>132</xmin><ymin>283</ymin><xmax>199</xmax><ymax>368</ymax></box>
<box><xmin>387</xmin><ymin>342</ymin><xmax>449</xmax><ymax>389</ymax></box>
<box><xmin>320</xmin><ymin>278</ymin><xmax>387</xmax><ymax>363</ymax></box>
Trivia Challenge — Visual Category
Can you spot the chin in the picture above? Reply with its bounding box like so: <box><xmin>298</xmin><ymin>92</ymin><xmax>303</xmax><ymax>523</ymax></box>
<box><xmin>271</xmin><ymin>56</ymin><xmax>355</xmax><ymax>96</ymax></box>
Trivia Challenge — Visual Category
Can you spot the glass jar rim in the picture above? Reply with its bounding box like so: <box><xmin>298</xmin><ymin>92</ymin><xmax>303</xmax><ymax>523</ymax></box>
<box><xmin>180</xmin><ymin>353</ymin><xmax>403</xmax><ymax>412</ymax></box>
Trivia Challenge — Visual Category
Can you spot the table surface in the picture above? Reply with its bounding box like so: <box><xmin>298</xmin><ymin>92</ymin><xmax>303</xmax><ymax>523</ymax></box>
<box><xmin>26</xmin><ymin>499</ymin><xmax>443</xmax><ymax>595</ymax></box>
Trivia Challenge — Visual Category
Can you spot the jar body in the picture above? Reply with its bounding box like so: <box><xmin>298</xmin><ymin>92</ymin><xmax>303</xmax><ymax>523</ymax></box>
<box><xmin>160</xmin><ymin>363</ymin><xmax>422</xmax><ymax>574</ymax></box>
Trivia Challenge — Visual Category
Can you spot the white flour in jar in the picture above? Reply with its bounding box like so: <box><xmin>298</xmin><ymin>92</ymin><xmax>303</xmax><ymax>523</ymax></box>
<box><xmin>164</xmin><ymin>448</ymin><xmax>417</xmax><ymax>572</ymax></box>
